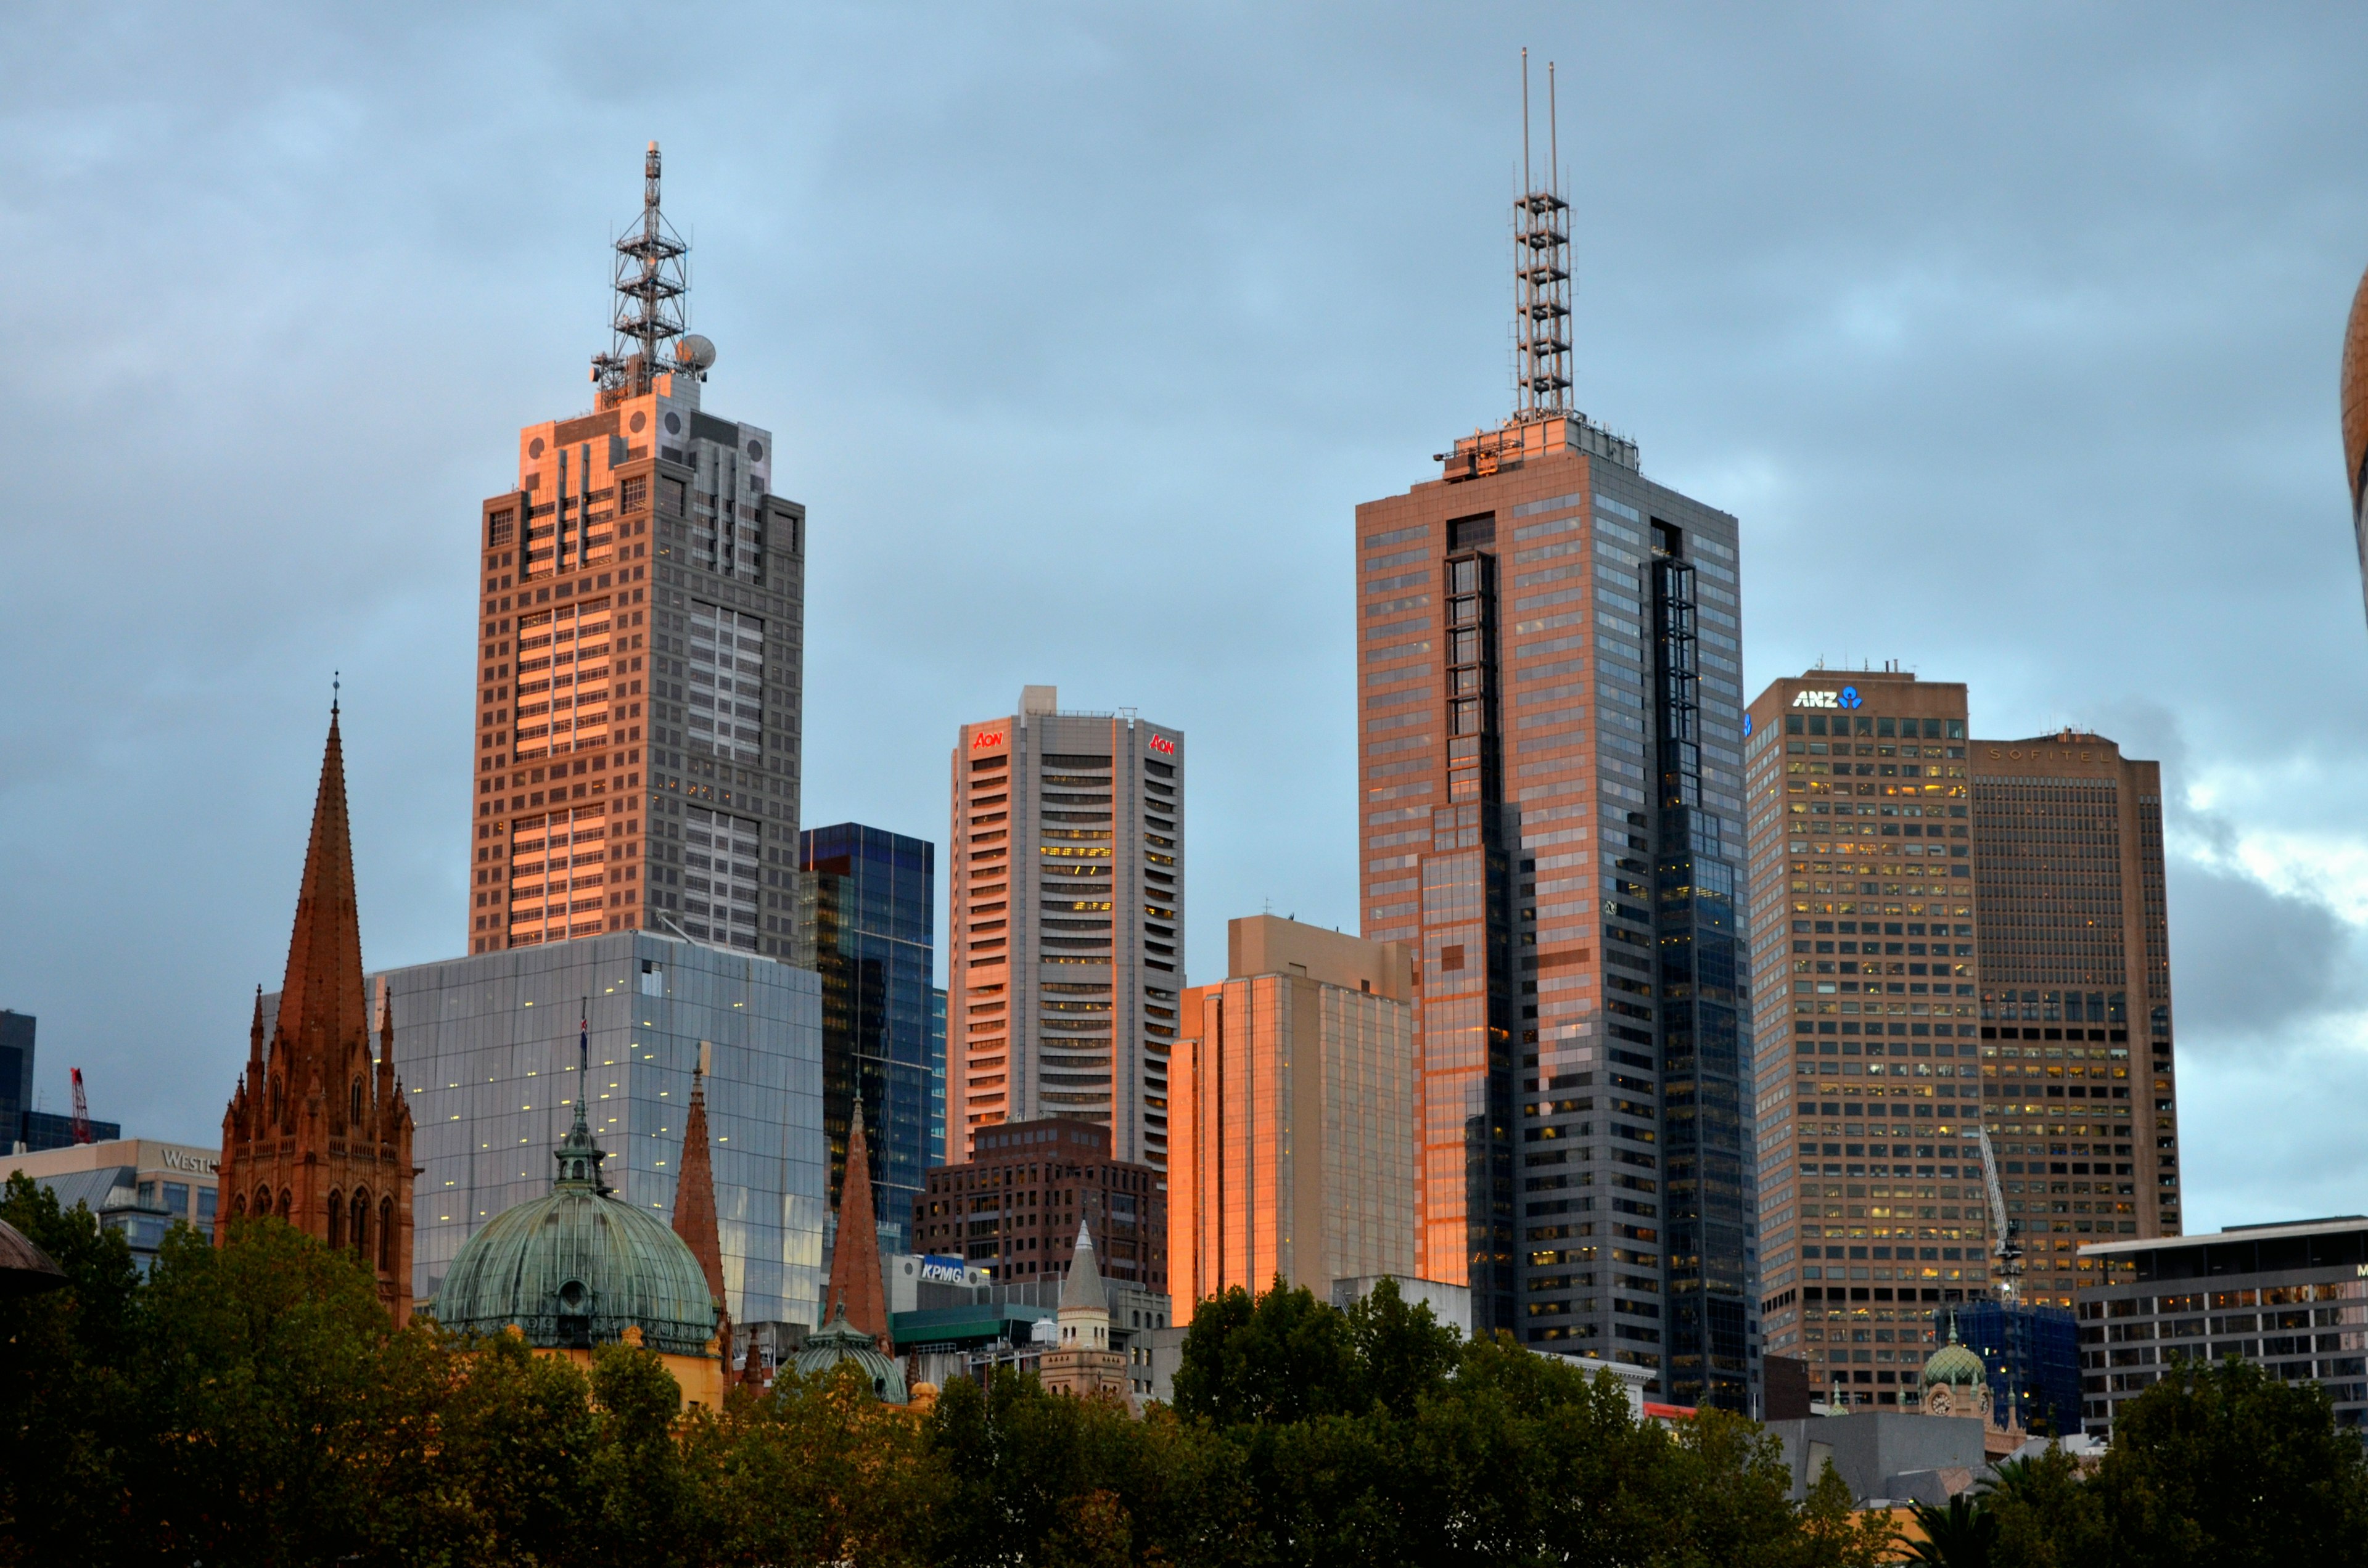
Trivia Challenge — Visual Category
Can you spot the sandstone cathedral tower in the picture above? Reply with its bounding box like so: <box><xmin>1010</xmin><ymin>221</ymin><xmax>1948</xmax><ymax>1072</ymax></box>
<box><xmin>216</xmin><ymin>704</ymin><xmax>419</xmax><ymax>1324</ymax></box>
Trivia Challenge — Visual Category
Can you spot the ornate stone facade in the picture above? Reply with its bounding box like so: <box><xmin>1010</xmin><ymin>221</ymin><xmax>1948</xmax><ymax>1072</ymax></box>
<box><xmin>215</xmin><ymin>708</ymin><xmax>418</xmax><ymax>1324</ymax></box>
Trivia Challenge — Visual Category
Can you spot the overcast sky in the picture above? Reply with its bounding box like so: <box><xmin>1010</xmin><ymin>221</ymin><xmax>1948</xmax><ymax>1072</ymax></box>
<box><xmin>5</xmin><ymin>4</ymin><xmax>2366</xmax><ymax>1234</ymax></box>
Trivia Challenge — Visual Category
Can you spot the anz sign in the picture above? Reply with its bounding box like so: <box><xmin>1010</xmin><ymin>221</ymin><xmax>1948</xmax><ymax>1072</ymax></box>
<box><xmin>1791</xmin><ymin>686</ymin><xmax>1862</xmax><ymax>710</ymax></box>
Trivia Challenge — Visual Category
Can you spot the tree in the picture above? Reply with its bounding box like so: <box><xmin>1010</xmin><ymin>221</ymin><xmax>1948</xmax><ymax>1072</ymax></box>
<box><xmin>1786</xmin><ymin>1460</ymin><xmax>1901</xmax><ymax>1568</ymax></box>
<box><xmin>137</xmin><ymin>1215</ymin><xmax>434</xmax><ymax>1568</ymax></box>
<box><xmin>1899</xmin><ymin>1492</ymin><xmax>1996</xmax><ymax>1567</ymax></box>
<box><xmin>0</xmin><ymin>1173</ymin><xmax>144</xmax><ymax>1568</ymax></box>
<box><xmin>691</xmin><ymin>1361</ymin><xmax>938</xmax><ymax>1567</ymax></box>
<box><xmin>2089</xmin><ymin>1355</ymin><xmax>2368</xmax><ymax>1568</ymax></box>
<box><xmin>1170</xmin><ymin>1278</ymin><xmax>1364</xmax><ymax>1427</ymax></box>
<box><xmin>1978</xmin><ymin>1448</ymin><xmax>2104</xmax><ymax>1568</ymax></box>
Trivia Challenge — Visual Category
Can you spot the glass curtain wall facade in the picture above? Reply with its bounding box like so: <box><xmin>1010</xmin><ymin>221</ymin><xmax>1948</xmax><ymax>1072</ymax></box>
<box><xmin>370</xmin><ymin>932</ymin><xmax>826</xmax><ymax>1328</ymax></box>
<box><xmin>797</xmin><ymin>821</ymin><xmax>941</xmax><ymax>1255</ymax></box>
<box><xmin>1354</xmin><ymin>416</ymin><xmax>1755</xmax><ymax>1403</ymax></box>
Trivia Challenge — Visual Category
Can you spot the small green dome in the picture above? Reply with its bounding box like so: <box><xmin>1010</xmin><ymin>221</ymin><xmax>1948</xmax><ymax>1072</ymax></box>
<box><xmin>793</xmin><ymin>1299</ymin><xmax>906</xmax><ymax>1402</ymax></box>
<box><xmin>434</xmin><ymin>1082</ymin><xmax>718</xmax><ymax>1358</ymax></box>
<box><xmin>1922</xmin><ymin>1324</ymin><xmax>1988</xmax><ymax>1388</ymax></box>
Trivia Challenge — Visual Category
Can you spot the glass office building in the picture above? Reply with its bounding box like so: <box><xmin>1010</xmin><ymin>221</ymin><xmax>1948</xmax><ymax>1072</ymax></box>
<box><xmin>368</xmin><ymin>931</ymin><xmax>825</xmax><ymax>1328</ymax></box>
<box><xmin>796</xmin><ymin>822</ymin><xmax>940</xmax><ymax>1254</ymax></box>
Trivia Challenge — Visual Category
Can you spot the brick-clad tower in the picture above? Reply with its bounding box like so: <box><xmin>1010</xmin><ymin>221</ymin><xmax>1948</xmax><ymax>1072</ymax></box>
<box><xmin>217</xmin><ymin>706</ymin><xmax>418</xmax><ymax>1323</ymax></box>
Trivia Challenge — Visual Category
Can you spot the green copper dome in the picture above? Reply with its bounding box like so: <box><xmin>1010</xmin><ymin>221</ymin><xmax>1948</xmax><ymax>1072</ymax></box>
<box><xmin>432</xmin><ymin>1070</ymin><xmax>718</xmax><ymax>1358</ymax></box>
<box><xmin>793</xmin><ymin>1298</ymin><xmax>907</xmax><ymax>1403</ymax></box>
<box><xmin>1922</xmin><ymin>1323</ymin><xmax>1988</xmax><ymax>1389</ymax></box>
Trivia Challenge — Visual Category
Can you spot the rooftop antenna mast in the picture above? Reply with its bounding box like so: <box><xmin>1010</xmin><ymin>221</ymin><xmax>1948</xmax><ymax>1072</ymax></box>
<box><xmin>591</xmin><ymin>141</ymin><xmax>690</xmax><ymax>404</ymax></box>
<box><xmin>1514</xmin><ymin>49</ymin><xmax>1572</xmax><ymax>421</ymax></box>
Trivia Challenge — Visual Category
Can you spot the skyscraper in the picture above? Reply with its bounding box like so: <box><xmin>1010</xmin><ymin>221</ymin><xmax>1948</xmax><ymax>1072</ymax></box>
<box><xmin>948</xmin><ymin>686</ymin><xmax>1183</xmax><ymax>1167</ymax></box>
<box><xmin>797</xmin><ymin>821</ymin><xmax>941</xmax><ymax>1254</ymax></box>
<box><xmin>1353</xmin><ymin>67</ymin><xmax>1755</xmax><ymax>1405</ymax></box>
<box><xmin>467</xmin><ymin>144</ymin><xmax>805</xmax><ymax>958</ymax></box>
<box><xmin>1969</xmin><ymin>729</ymin><xmax>2181</xmax><ymax>1303</ymax></box>
<box><xmin>1741</xmin><ymin>670</ymin><xmax>1989</xmax><ymax>1407</ymax></box>
<box><xmin>1169</xmin><ymin>916</ymin><xmax>1416</xmax><ymax>1310</ymax></box>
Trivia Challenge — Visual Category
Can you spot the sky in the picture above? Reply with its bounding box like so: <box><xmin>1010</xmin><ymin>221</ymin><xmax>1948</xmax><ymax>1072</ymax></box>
<box><xmin>4</xmin><ymin>4</ymin><xmax>2367</xmax><ymax>1235</ymax></box>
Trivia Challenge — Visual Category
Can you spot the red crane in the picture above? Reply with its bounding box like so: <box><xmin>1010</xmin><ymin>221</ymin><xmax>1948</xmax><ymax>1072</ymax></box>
<box><xmin>69</xmin><ymin>1068</ymin><xmax>91</xmax><ymax>1145</ymax></box>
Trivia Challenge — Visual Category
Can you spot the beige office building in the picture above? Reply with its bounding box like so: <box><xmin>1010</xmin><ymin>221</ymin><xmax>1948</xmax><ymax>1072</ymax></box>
<box><xmin>948</xmin><ymin>687</ymin><xmax>1183</xmax><ymax>1166</ymax></box>
<box><xmin>1169</xmin><ymin>917</ymin><xmax>1416</xmax><ymax>1311</ymax></box>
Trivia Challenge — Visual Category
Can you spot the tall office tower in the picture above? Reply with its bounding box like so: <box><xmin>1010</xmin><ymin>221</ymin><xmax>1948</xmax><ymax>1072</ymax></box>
<box><xmin>1353</xmin><ymin>76</ymin><xmax>1754</xmax><ymax>1405</ymax></box>
<box><xmin>1969</xmin><ymin>730</ymin><xmax>2180</xmax><ymax>1306</ymax></box>
<box><xmin>948</xmin><ymin>686</ymin><xmax>1183</xmax><ymax>1167</ymax></box>
<box><xmin>1169</xmin><ymin>917</ymin><xmax>1416</xmax><ymax>1311</ymax></box>
<box><xmin>797</xmin><ymin>822</ymin><xmax>941</xmax><ymax>1254</ymax></box>
<box><xmin>467</xmin><ymin>144</ymin><xmax>806</xmax><ymax>957</ymax></box>
<box><xmin>1741</xmin><ymin>671</ymin><xmax>1989</xmax><ymax>1410</ymax></box>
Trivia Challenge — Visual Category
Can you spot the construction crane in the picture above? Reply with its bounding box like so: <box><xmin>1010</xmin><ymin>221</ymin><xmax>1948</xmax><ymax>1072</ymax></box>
<box><xmin>69</xmin><ymin>1068</ymin><xmax>91</xmax><ymax>1145</ymax></box>
<box><xmin>1975</xmin><ymin>1124</ymin><xmax>2021</xmax><ymax>1307</ymax></box>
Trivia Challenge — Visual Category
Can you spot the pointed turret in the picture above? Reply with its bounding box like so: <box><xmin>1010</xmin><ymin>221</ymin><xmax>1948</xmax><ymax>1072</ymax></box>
<box><xmin>1059</xmin><ymin>1218</ymin><xmax>1108</xmax><ymax>1316</ymax></box>
<box><xmin>824</xmin><ymin>1097</ymin><xmax>887</xmax><ymax>1347</ymax></box>
<box><xmin>274</xmin><ymin>707</ymin><xmax>370</xmax><ymax>1090</ymax></box>
<box><xmin>671</xmin><ymin>1053</ymin><xmax>731</xmax><ymax>1369</ymax></box>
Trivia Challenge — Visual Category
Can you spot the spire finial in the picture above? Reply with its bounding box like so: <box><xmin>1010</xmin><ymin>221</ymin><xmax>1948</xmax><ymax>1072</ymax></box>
<box><xmin>331</xmin><ymin>670</ymin><xmax>340</xmax><ymax>716</ymax></box>
<box><xmin>1512</xmin><ymin>49</ymin><xmax>1572</xmax><ymax>421</ymax></box>
<box><xmin>591</xmin><ymin>141</ymin><xmax>689</xmax><ymax>402</ymax></box>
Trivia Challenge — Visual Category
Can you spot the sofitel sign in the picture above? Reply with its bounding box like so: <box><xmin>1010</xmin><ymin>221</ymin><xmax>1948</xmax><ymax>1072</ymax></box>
<box><xmin>1791</xmin><ymin>686</ymin><xmax>1862</xmax><ymax>710</ymax></box>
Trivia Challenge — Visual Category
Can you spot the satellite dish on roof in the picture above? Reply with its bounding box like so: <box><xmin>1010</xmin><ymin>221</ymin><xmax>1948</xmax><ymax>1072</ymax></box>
<box><xmin>675</xmin><ymin>334</ymin><xmax>717</xmax><ymax>371</ymax></box>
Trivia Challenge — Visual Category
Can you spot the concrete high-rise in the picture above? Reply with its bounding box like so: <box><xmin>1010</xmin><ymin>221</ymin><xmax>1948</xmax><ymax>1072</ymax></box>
<box><xmin>1169</xmin><ymin>916</ymin><xmax>1416</xmax><ymax>1311</ymax></box>
<box><xmin>1968</xmin><ymin>729</ymin><xmax>2181</xmax><ymax>1302</ymax></box>
<box><xmin>948</xmin><ymin>686</ymin><xmax>1183</xmax><ymax>1167</ymax></box>
<box><xmin>796</xmin><ymin>822</ymin><xmax>941</xmax><ymax>1254</ymax></box>
<box><xmin>466</xmin><ymin>144</ymin><xmax>805</xmax><ymax>959</ymax></box>
<box><xmin>1741</xmin><ymin>670</ymin><xmax>1989</xmax><ymax>1408</ymax></box>
<box><xmin>1353</xmin><ymin>87</ymin><xmax>1755</xmax><ymax>1405</ymax></box>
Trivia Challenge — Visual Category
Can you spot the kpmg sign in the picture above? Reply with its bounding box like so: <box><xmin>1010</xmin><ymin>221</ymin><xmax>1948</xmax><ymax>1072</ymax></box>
<box><xmin>918</xmin><ymin>1255</ymin><xmax>969</xmax><ymax>1284</ymax></box>
<box><xmin>1791</xmin><ymin>686</ymin><xmax>1862</xmax><ymax>710</ymax></box>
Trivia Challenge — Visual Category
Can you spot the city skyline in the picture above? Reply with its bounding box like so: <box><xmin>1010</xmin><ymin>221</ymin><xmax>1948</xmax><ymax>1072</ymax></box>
<box><xmin>6</xmin><ymin>7</ymin><xmax>2368</xmax><ymax>1244</ymax></box>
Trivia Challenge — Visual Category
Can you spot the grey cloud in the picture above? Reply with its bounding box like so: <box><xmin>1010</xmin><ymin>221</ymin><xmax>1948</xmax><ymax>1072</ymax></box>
<box><xmin>2162</xmin><ymin>855</ymin><xmax>2365</xmax><ymax>1050</ymax></box>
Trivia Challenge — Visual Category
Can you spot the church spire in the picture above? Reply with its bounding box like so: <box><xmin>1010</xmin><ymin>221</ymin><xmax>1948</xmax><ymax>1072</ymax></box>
<box><xmin>824</xmin><ymin>1096</ymin><xmax>887</xmax><ymax>1347</ymax></box>
<box><xmin>274</xmin><ymin>705</ymin><xmax>369</xmax><ymax>1078</ymax></box>
<box><xmin>672</xmin><ymin>1046</ymin><xmax>730</xmax><ymax>1368</ymax></box>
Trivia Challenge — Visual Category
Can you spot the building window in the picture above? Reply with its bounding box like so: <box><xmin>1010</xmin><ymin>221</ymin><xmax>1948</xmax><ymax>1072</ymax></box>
<box><xmin>688</xmin><ymin>602</ymin><xmax>765</xmax><ymax>764</ymax></box>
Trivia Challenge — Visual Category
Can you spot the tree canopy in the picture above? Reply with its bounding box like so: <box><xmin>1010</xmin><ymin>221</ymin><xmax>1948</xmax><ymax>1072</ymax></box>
<box><xmin>4</xmin><ymin>1196</ymin><xmax>2356</xmax><ymax>1568</ymax></box>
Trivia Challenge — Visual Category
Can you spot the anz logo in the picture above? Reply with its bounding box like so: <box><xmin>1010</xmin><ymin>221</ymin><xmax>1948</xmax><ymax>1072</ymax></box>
<box><xmin>1792</xmin><ymin>686</ymin><xmax>1862</xmax><ymax>710</ymax></box>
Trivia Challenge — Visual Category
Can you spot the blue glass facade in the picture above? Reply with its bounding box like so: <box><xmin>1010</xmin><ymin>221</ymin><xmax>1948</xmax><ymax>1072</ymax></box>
<box><xmin>798</xmin><ymin>823</ymin><xmax>940</xmax><ymax>1255</ymax></box>
<box><xmin>370</xmin><ymin>932</ymin><xmax>827</xmax><ymax>1329</ymax></box>
<box><xmin>1939</xmin><ymin>1299</ymin><xmax>2082</xmax><ymax>1436</ymax></box>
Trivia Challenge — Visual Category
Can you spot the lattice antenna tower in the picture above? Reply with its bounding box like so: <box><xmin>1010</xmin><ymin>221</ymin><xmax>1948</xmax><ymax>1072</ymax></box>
<box><xmin>591</xmin><ymin>141</ymin><xmax>691</xmax><ymax>403</ymax></box>
<box><xmin>1514</xmin><ymin>49</ymin><xmax>1572</xmax><ymax>420</ymax></box>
